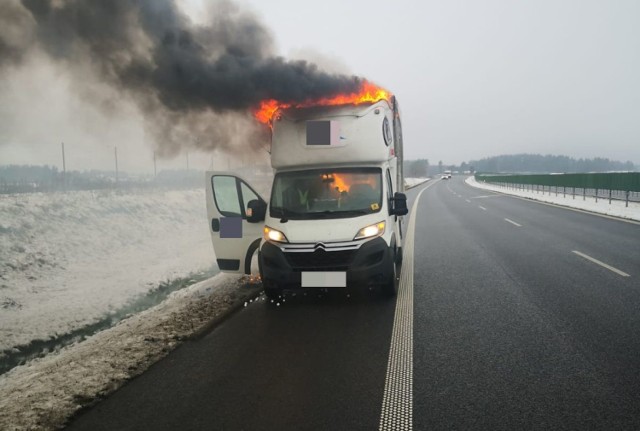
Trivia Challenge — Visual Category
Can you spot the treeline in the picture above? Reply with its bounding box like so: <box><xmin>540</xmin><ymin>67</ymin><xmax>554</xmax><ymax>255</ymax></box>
<box><xmin>0</xmin><ymin>165</ymin><xmax>204</xmax><ymax>194</ymax></box>
<box><xmin>404</xmin><ymin>159</ymin><xmax>429</xmax><ymax>177</ymax></box>
<box><xmin>464</xmin><ymin>154</ymin><xmax>636</xmax><ymax>174</ymax></box>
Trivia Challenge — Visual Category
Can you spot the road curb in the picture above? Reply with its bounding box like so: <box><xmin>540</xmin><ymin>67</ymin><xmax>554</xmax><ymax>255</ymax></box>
<box><xmin>190</xmin><ymin>281</ymin><xmax>263</xmax><ymax>340</ymax></box>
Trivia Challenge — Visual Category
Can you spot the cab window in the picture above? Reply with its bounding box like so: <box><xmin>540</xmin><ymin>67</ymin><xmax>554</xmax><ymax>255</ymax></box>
<box><xmin>270</xmin><ymin>167</ymin><xmax>383</xmax><ymax>220</ymax></box>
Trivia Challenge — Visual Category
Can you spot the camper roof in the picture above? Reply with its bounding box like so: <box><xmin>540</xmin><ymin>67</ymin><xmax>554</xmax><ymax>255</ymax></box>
<box><xmin>275</xmin><ymin>99</ymin><xmax>393</xmax><ymax>121</ymax></box>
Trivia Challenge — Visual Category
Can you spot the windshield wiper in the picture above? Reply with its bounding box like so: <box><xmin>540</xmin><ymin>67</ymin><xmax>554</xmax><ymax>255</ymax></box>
<box><xmin>280</xmin><ymin>207</ymin><xmax>290</xmax><ymax>223</ymax></box>
<box><xmin>310</xmin><ymin>210</ymin><xmax>369</xmax><ymax>219</ymax></box>
<box><xmin>273</xmin><ymin>207</ymin><xmax>301</xmax><ymax>223</ymax></box>
<box><xmin>343</xmin><ymin>209</ymin><xmax>368</xmax><ymax>216</ymax></box>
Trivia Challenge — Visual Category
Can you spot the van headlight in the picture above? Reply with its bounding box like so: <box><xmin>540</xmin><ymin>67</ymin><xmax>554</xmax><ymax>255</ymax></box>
<box><xmin>354</xmin><ymin>221</ymin><xmax>385</xmax><ymax>240</ymax></box>
<box><xmin>264</xmin><ymin>226</ymin><xmax>288</xmax><ymax>243</ymax></box>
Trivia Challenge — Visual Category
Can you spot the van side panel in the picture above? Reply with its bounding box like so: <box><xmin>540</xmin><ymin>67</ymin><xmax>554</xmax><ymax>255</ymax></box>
<box><xmin>271</xmin><ymin>101</ymin><xmax>395</xmax><ymax>169</ymax></box>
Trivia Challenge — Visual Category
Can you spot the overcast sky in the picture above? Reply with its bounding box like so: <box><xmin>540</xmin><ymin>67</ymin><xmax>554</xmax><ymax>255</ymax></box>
<box><xmin>1</xmin><ymin>0</ymin><xmax>638</xmax><ymax>172</ymax></box>
<box><xmin>232</xmin><ymin>0</ymin><xmax>640</xmax><ymax>165</ymax></box>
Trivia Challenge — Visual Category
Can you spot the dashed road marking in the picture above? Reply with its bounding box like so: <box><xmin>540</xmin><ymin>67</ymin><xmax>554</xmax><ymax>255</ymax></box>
<box><xmin>504</xmin><ymin>218</ymin><xmax>522</xmax><ymax>227</ymax></box>
<box><xmin>465</xmin><ymin>199</ymin><xmax>471</xmax><ymax>203</ymax></box>
<box><xmin>379</xmin><ymin>183</ymin><xmax>432</xmax><ymax>430</ymax></box>
<box><xmin>467</xmin><ymin>181</ymin><xmax>640</xmax><ymax>225</ymax></box>
<box><xmin>479</xmin><ymin>206</ymin><xmax>487</xmax><ymax>211</ymax></box>
<box><xmin>470</xmin><ymin>194</ymin><xmax>502</xmax><ymax>199</ymax></box>
<box><xmin>572</xmin><ymin>250</ymin><xmax>630</xmax><ymax>277</ymax></box>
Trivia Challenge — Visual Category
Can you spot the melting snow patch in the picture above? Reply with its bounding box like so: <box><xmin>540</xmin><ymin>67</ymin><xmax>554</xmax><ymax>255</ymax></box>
<box><xmin>0</xmin><ymin>273</ymin><xmax>261</xmax><ymax>431</ymax></box>
<box><xmin>0</xmin><ymin>188</ymin><xmax>214</xmax><ymax>354</ymax></box>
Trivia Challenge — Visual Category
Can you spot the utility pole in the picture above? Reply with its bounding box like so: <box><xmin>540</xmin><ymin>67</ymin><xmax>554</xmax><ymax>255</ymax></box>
<box><xmin>114</xmin><ymin>146</ymin><xmax>119</xmax><ymax>185</ymax></box>
<box><xmin>61</xmin><ymin>142</ymin><xmax>66</xmax><ymax>189</ymax></box>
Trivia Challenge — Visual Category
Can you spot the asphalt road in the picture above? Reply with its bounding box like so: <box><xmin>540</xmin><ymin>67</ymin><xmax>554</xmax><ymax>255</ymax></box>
<box><xmin>67</xmin><ymin>177</ymin><xmax>640</xmax><ymax>430</ymax></box>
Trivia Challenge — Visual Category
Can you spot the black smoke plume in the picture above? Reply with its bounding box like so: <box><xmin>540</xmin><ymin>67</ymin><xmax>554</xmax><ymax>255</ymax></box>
<box><xmin>0</xmin><ymin>0</ymin><xmax>362</xmax><ymax>156</ymax></box>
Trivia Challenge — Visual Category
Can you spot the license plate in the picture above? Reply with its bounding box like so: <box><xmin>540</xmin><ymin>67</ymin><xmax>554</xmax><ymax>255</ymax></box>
<box><xmin>301</xmin><ymin>272</ymin><xmax>346</xmax><ymax>288</ymax></box>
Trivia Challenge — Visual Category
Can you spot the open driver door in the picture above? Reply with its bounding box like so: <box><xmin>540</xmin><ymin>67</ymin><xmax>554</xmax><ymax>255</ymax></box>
<box><xmin>205</xmin><ymin>172</ymin><xmax>267</xmax><ymax>274</ymax></box>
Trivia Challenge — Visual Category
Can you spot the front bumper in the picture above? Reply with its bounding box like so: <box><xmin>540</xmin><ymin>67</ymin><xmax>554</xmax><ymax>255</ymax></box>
<box><xmin>258</xmin><ymin>236</ymin><xmax>393</xmax><ymax>289</ymax></box>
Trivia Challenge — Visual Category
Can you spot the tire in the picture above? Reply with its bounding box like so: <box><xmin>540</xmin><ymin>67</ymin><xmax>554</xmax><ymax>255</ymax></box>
<box><xmin>382</xmin><ymin>250</ymin><xmax>399</xmax><ymax>297</ymax></box>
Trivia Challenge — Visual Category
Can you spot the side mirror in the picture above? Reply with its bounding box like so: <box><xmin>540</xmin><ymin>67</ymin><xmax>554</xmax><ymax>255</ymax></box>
<box><xmin>247</xmin><ymin>199</ymin><xmax>267</xmax><ymax>223</ymax></box>
<box><xmin>391</xmin><ymin>192</ymin><xmax>408</xmax><ymax>216</ymax></box>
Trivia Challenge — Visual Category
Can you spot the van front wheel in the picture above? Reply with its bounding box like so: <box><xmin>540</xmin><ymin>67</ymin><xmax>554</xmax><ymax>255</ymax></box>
<box><xmin>382</xmin><ymin>250</ymin><xmax>399</xmax><ymax>297</ymax></box>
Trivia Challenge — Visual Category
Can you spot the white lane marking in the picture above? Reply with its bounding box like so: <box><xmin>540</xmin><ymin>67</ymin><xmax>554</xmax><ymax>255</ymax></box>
<box><xmin>465</xmin><ymin>199</ymin><xmax>471</xmax><ymax>203</ymax></box>
<box><xmin>572</xmin><ymin>251</ymin><xmax>631</xmax><ymax>277</ymax></box>
<box><xmin>479</xmin><ymin>206</ymin><xmax>487</xmax><ymax>211</ymax></box>
<box><xmin>466</xmin><ymin>183</ymin><xmax>640</xmax><ymax>226</ymax></box>
<box><xmin>504</xmin><ymin>218</ymin><xmax>522</xmax><ymax>227</ymax></box>
<box><xmin>470</xmin><ymin>195</ymin><xmax>502</xmax><ymax>199</ymax></box>
<box><xmin>379</xmin><ymin>183</ymin><xmax>431</xmax><ymax>430</ymax></box>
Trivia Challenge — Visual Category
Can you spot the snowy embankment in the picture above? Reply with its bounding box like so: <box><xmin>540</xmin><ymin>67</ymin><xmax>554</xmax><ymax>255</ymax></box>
<box><xmin>0</xmin><ymin>274</ymin><xmax>262</xmax><ymax>430</ymax></box>
<box><xmin>0</xmin><ymin>189</ymin><xmax>215</xmax><ymax>359</ymax></box>
<box><xmin>466</xmin><ymin>176</ymin><xmax>640</xmax><ymax>222</ymax></box>
<box><xmin>405</xmin><ymin>177</ymin><xmax>429</xmax><ymax>189</ymax></box>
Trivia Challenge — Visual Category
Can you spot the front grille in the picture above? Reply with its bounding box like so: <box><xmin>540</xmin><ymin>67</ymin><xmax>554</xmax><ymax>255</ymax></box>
<box><xmin>284</xmin><ymin>249</ymin><xmax>356</xmax><ymax>270</ymax></box>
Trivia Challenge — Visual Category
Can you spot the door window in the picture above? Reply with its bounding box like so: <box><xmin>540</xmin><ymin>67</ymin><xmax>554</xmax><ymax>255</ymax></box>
<box><xmin>212</xmin><ymin>176</ymin><xmax>242</xmax><ymax>217</ymax></box>
<box><xmin>212</xmin><ymin>175</ymin><xmax>264</xmax><ymax>218</ymax></box>
<box><xmin>240</xmin><ymin>182</ymin><xmax>259</xmax><ymax>214</ymax></box>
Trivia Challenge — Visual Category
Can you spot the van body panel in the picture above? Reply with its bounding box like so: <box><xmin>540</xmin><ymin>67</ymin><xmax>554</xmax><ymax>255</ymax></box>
<box><xmin>271</xmin><ymin>101</ymin><xmax>395</xmax><ymax>169</ymax></box>
<box><xmin>206</xmin><ymin>98</ymin><xmax>406</xmax><ymax>294</ymax></box>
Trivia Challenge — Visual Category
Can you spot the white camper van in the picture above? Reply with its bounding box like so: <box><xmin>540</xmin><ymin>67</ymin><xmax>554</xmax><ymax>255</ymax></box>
<box><xmin>205</xmin><ymin>97</ymin><xmax>408</xmax><ymax>298</ymax></box>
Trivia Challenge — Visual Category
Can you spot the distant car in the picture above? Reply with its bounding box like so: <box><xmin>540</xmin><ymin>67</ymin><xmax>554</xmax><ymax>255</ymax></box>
<box><xmin>441</xmin><ymin>175</ymin><xmax>449</xmax><ymax>180</ymax></box>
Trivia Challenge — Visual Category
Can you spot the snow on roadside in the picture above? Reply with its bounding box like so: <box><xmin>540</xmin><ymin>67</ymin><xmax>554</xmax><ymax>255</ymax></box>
<box><xmin>0</xmin><ymin>273</ymin><xmax>262</xmax><ymax>431</ymax></box>
<box><xmin>0</xmin><ymin>175</ymin><xmax>431</xmax><ymax>430</ymax></box>
<box><xmin>405</xmin><ymin>177</ymin><xmax>429</xmax><ymax>189</ymax></box>
<box><xmin>466</xmin><ymin>176</ymin><xmax>640</xmax><ymax>222</ymax></box>
<box><xmin>0</xmin><ymin>188</ymin><xmax>214</xmax><ymax>353</ymax></box>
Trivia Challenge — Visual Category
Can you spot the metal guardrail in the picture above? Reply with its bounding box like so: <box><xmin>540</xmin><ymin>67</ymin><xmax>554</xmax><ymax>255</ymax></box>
<box><xmin>475</xmin><ymin>172</ymin><xmax>640</xmax><ymax>207</ymax></box>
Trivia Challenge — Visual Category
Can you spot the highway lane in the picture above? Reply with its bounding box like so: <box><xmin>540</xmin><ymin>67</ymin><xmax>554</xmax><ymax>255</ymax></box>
<box><xmin>66</xmin><ymin>177</ymin><xmax>640</xmax><ymax>430</ymax></box>
<box><xmin>414</xmin><ymin>177</ymin><xmax>640</xmax><ymax>429</ymax></box>
<box><xmin>65</xmin><ymin>291</ymin><xmax>397</xmax><ymax>430</ymax></box>
<box><xmin>450</xmin><ymin>180</ymin><xmax>639</xmax><ymax>274</ymax></box>
<box><xmin>65</xmin><ymin>184</ymin><xmax>429</xmax><ymax>431</ymax></box>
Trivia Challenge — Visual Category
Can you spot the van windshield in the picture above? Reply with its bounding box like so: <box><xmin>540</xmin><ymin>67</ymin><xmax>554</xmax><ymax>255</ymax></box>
<box><xmin>270</xmin><ymin>168</ymin><xmax>383</xmax><ymax>220</ymax></box>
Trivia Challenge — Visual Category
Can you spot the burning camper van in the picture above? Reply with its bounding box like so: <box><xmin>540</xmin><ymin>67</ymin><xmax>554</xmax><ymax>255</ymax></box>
<box><xmin>205</xmin><ymin>95</ymin><xmax>408</xmax><ymax>298</ymax></box>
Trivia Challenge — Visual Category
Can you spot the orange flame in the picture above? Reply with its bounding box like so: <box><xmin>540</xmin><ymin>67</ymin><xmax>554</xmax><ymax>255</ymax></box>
<box><xmin>253</xmin><ymin>81</ymin><xmax>391</xmax><ymax>125</ymax></box>
<box><xmin>331</xmin><ymin>174</ymin><xmax>349</xmax><ymax>193</ymax></box>
<box><xmin>330</xmin><ymin>173</ymin><xmax>377</xmax><ymax>194</ymax></box>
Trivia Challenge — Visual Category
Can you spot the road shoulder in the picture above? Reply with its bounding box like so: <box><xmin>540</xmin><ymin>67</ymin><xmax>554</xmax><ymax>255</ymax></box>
<box><xmin>0</xmin><ymin>274</ymin><xmax>261</xmax><ymax>431</ymax></box>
